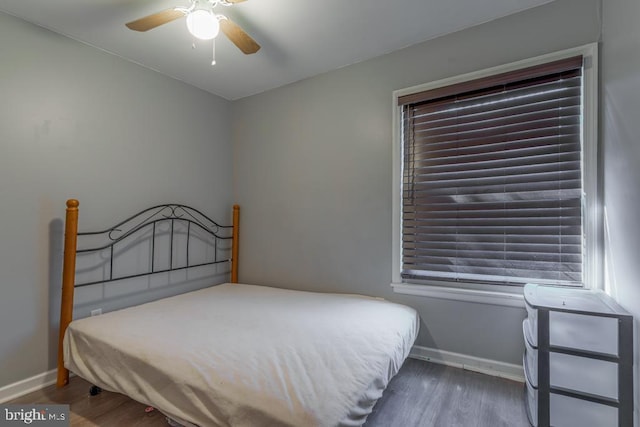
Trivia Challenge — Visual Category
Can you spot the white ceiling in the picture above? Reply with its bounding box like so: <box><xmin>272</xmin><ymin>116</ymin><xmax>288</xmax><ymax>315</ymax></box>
<box><xmin>0</xmin><ymin>0</ymin><xmax>554</xmax><ymax>100</ymax></box>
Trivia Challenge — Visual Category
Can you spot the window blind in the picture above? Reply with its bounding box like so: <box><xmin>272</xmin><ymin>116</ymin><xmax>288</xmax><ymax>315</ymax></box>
<box><xmin>400</xmin><ymin>56</ymin><xmax>584</xmax><ymax>286</ymax></box>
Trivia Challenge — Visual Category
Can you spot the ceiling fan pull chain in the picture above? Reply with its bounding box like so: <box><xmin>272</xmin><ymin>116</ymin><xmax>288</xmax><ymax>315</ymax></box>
<box><xmin>211</xmin><ymin>38</ymin><xmax>216</xmax><ymax>66</ymax></box>
<box><xmin>192</xmin><ymin>36</ymin><xmax>196</xmax><ymax>49</ymax></box>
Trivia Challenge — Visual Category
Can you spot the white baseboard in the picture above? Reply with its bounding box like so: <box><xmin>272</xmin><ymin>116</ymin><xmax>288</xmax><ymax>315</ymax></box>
<box><xmin>0</xmin><ymin>369</ymin><xmax>58</xmax><ymax>403</ymax></box>
<box><xmin>410</xmin><ymin>345</ymin><xmax>525</xmax><ymax>383</ymax></box>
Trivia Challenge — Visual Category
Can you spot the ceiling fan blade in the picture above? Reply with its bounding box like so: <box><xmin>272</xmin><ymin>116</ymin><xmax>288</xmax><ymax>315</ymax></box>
<box><xmin>126</xmin><ymin>9</ymin><xmax>185</xmax><ymax>32</ymax></box>
<box><xmin>220</xmin><ymin>18</ymin><xmax>261</xmax><ymax>54</ymax></box>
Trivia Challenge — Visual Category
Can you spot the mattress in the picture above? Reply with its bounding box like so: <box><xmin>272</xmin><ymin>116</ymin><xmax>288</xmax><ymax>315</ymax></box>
<box><xmin>64</xmin><ymin>283</ymin><xmax>419</xmax><ymax>426</ymax></box>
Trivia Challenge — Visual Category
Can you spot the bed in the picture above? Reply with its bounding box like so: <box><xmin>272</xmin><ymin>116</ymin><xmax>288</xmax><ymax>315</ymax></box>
<box><xmin>56</xmin><ymin>200</ymin><xmax>419</xmax><ymax>426</ymax></box>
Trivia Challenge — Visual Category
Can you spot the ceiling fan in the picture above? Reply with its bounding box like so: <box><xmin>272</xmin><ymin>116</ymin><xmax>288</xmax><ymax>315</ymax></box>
<box><xmin>126</xmin><ymin>0</ymin><xmax>260</xmax><ymax>59</ymax></box>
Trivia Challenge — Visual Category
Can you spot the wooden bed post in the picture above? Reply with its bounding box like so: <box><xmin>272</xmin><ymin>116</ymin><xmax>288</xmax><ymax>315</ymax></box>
<box><xmin>231</xmin><ymin>205</ymin><xmax>239</xmax><ymax>283</ymax></box>
<box><xmin>56</xmin><ymin>199</ymin><xmax>79</xmax><ymax>388</ymax></box>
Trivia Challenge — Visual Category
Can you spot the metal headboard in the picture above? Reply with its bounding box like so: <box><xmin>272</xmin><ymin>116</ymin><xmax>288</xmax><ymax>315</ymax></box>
<box><xmin>74</xmin><ymin>203</ymin><xmax>233</xmax><ymax>287</ymax></box>
<box><xmin>56</xmin><ymin>199</ymin><xmax>240</xmax><ymax>388</ymax></box>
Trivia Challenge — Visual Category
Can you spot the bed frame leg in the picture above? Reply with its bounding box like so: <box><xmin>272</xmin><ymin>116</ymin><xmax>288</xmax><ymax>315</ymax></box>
<box><xmin>89</xmin><ymin>385</ymin><xmax>102</xmax><ymax>396</ymax></box>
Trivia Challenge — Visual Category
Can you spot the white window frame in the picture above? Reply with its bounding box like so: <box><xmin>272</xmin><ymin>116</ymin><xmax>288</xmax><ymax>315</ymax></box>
<box><xmin>390</xmin><ymin>44</ymin><xmax>600</xmax><ymax>307</ymax></box>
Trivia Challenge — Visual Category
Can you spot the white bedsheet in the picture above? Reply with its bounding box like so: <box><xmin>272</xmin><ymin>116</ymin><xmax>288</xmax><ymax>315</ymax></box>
<box><xmin>64</xmin><ymin>283</ymin><xmax>419</xmax><ymax>426</ymax></box>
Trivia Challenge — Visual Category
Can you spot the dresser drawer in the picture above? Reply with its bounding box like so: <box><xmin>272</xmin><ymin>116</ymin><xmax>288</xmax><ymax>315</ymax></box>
<box><xmin>525</xmin><ymin>305</ymin><xmax>618</xmax><ymax>355</ymax></box>
<box><xmin>524</xmin><ymin>374</ymin><xmax>619</xmax><ymax>427</ymax></box>
<box><xmin>550</xmin><ymin>393</ymin><xmax>619</xmax><ymax>427</ymax></box>
<box><xmin>523</xmin><ymin>285</ymin><xmax>620</xmax><ymax>355</ymax></box>
<box><xmin>550</xmin><ymin>351</ymin><xmax>619</xmax><ymax>400</ymax></box>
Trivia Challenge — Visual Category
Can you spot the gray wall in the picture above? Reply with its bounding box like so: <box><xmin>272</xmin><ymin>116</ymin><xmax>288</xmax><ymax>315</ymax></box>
<box><xmin>0</xmin><ymin>12</ymin><xmax>233</xmax><ymax>388</ymax></box>
<box><xmin>232</xmin><ymin>0</ymin><xmax>602</xmax><ymax>365</ymax></box>
<box><xmin>601</xmin><ymin>0</ymin><xmax>640</xmax><ymax>422</ymax></box>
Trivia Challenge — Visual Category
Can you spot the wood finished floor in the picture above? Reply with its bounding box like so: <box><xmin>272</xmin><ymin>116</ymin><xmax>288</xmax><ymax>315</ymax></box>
<box><xmin>364</xmin><ymin>359</ymin><xmax>529</xmax><ymax>427</ymax></box>
<box><xmin>9</xmin><ymin>358</ymin><xmax>529</xmax><ymax>426</ymax></box>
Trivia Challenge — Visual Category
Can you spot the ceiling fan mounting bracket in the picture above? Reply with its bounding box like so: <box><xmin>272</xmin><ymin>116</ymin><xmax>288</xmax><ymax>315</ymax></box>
<box><xmin>217</xmin><ymin>0</ymin><xmax>236</xmax><ymax>7</ymax></box>
<box><xmin>186</xmin><ymin>0</ymin><xmax>234</xmax><ymax>11</ymax></box>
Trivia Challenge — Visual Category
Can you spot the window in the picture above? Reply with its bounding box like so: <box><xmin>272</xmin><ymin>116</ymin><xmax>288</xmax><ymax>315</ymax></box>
<box><xmin>392</xmin><ymin>45</ymin><xmax>599</xmax><ymax>295</ymax></box>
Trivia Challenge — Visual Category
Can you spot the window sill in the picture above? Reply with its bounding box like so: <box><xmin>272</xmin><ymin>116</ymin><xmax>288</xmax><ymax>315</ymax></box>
<box><xmin>390</xmin><ymin>282</ymin><xmax>525</xmax><ymax>308</ymax></box>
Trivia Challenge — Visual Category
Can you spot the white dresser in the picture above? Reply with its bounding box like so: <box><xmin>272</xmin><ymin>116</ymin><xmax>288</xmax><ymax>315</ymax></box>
<box><xmin>522</xmin><ymin>283</ymin><xmax>633</xmax><ymax>427</ymax></box>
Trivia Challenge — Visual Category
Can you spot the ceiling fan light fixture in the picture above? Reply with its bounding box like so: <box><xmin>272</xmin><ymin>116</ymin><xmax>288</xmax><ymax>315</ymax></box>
<box><xmin>186</xmin><ymin>9</ymin><xmax>220</xmax><ymax>40</ymax></box>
